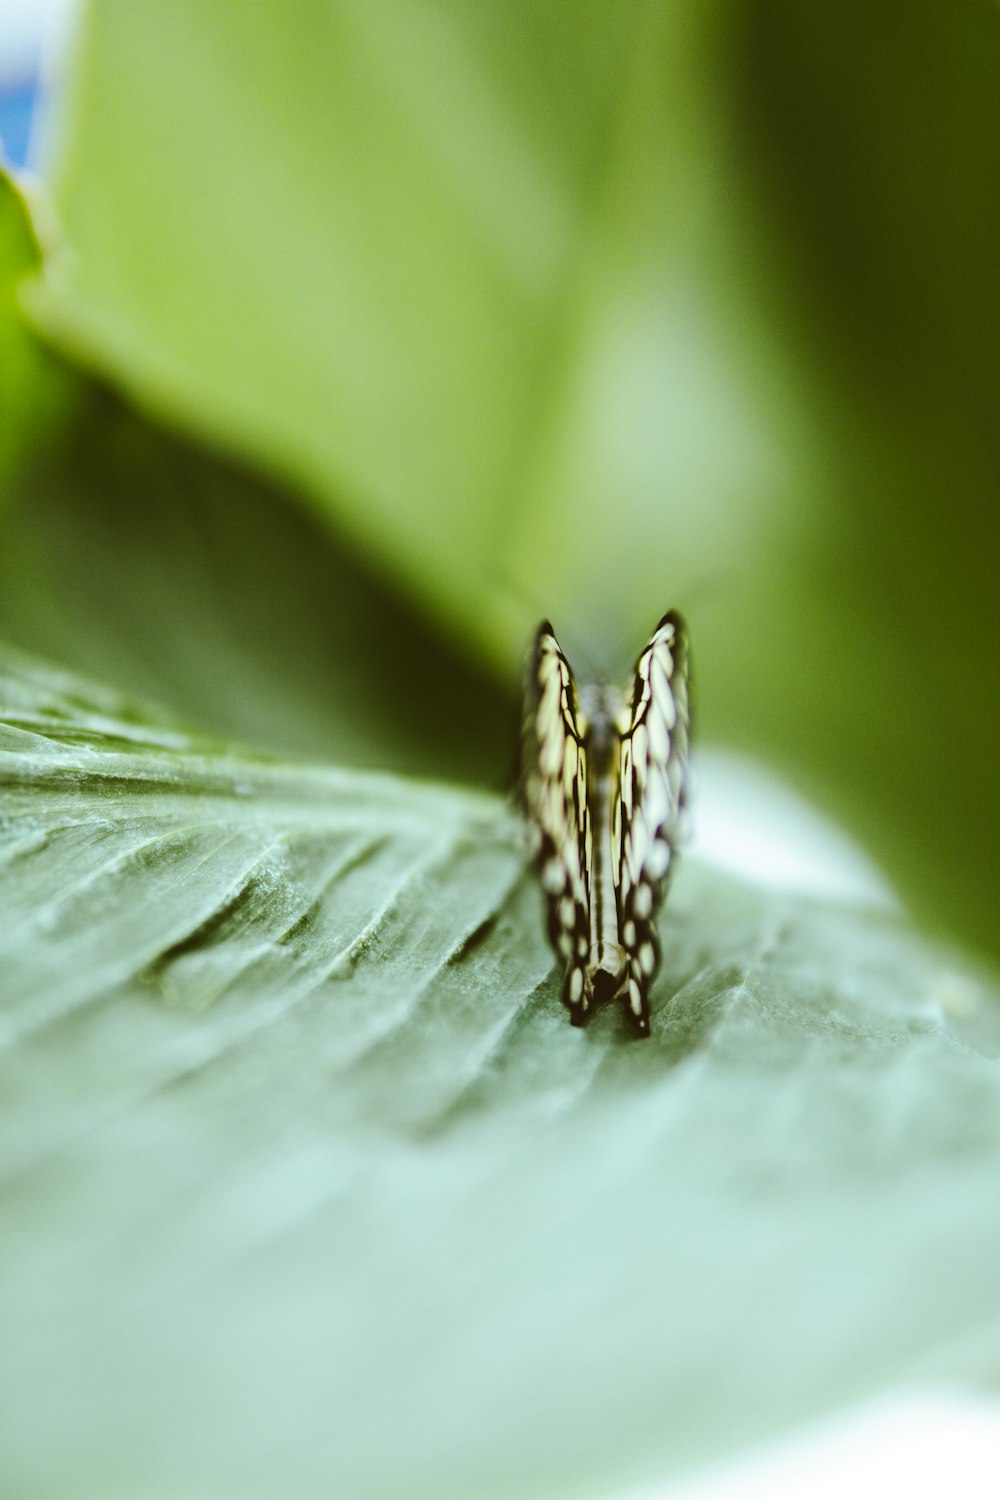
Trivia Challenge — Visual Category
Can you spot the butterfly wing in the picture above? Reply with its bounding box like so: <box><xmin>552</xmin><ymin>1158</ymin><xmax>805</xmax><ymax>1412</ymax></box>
<box><xmin>613</xmin><ymin>611</ymin><xmax>691</xmax><ymax>1035</ymax></box>
<box><xmin>521</xmin><ymin>622</ymin><xmax>594</xmax><ymax>1024</ymax></box>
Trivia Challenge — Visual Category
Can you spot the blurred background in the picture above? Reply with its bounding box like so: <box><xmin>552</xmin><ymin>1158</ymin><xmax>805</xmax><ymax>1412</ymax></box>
<box><xmin>1</xmin><ymin>0</ymin><xmax>998</xmax><ymax>959</ymax></box>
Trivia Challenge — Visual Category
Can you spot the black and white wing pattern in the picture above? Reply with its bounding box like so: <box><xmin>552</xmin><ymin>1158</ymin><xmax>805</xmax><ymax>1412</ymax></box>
<box><xmin>520</xmin><ymin>622</ymin><xmax>594</xmax><ymax>1025</ymax></box>
<box><xmin>522</xmin><ymin>611</ymin><xmax>691</xmax><ymax>1036</ymax></box>
<box><xmin>612</xmin><ymin>612</ymin><xmax>691</xmax><ymax>1035</ymax></box>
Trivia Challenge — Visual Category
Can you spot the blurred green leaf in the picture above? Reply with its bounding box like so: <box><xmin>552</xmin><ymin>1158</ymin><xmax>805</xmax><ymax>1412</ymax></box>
<box><xmin>23</xmin><ymin>2</ymin><xmax>1000</xmax><ymax>961</ymax></box>
<box><xmin>1</xmin><ymin>167</ymin><xmax>511</xmax><ymax>783</ymax></box>
<box><xmin>0</xmin><ymin>376</ymin><xmax>512</xmax><ymax>782</ymax></box>
<box><xmin>723</xmin><ymin>0</ymin><xmax>1000</xmax><ymax>963</ymax></box>
<box><xmin>0</xmin><ymin>171</ymin><xmax>73</xmax><ymax>495</ymax></box>
<box><xmin>30</xmin><ymin>0</ymin><xmax>812</xmax><ymax>671</ymax></box>
<box><xmin>34</xmin><ymin>0</ymin><xmax>663</xmax><ymax>650</ymax></box>
<box><xmin>3</xmin><ymin>648</ymin><xmax>1000</xmax><ymax>1498</ymax></box>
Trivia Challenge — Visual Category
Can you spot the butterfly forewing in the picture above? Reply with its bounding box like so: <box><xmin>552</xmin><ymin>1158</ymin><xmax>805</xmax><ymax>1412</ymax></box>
<box><xmin>521</xmin><ymin>623</ymin><xmax>594</xmax><ymax>1023</ymax></box>
<box><xmin>522</xmin><ymin>611</ymin><xmax>691</xmax><ymax>1035</ymax></box>
<box><xmin>614</xmin><ymin>612</ymin><xmax>690</xmax><ymax>1033</ymax></box>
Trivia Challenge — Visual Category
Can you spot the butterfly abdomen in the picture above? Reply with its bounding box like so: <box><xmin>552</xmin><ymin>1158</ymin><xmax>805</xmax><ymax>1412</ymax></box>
<box><xmin>583</xmin><ymin>706</ymin><xmax>625</xmax><ymax>987</ymax></box>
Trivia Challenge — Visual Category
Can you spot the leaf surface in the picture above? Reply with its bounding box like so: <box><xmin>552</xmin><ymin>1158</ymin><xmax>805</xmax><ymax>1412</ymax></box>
<box><xmin>3</xmin><ymin>650</ymin><xmax>1000</xmax><ymax>1499</ymax></box>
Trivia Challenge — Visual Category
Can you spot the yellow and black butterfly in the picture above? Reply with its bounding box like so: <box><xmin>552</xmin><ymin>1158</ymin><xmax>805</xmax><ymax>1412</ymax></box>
<box><xmin>520</xmin><ymin>613</ymin><xmax>691</xmax><ymax>1036</ymax></box>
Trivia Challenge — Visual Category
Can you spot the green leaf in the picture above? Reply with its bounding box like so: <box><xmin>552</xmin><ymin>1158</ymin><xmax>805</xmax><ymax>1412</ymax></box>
<box><xmin>1</xmin><ymin>166</ymin><xmax>511</xmax><ymax>784</ymax></box>
<box><xmin>0</xmin><ymin>171</ymin><xmax>74</xmax><ymax>497</ymax></box>
<box><xmin>31</xmin><ymin>0</ymin><xmax>793</xmax><ymax>664</ymax></box>
<box><xmin>0</xmin><ymin>376</ymin><xmax>512</xmax><ymax>782</ymax></box>
<box><xmin>3</xmin><ymin>648</ymin><xmax>1000</xmax><ymax>1498</ymax></box>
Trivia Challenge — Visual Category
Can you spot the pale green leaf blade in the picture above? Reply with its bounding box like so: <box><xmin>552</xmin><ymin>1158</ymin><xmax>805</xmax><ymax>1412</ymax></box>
<box><xmin>3</xmin><ymin>650</ymin><xmax>1000</xmax><ymax>1498</ymax></box>
<box><xmin>32</xmin><ymin>0</ymin><xmax>650</xmax><ymax>649</ymax></box>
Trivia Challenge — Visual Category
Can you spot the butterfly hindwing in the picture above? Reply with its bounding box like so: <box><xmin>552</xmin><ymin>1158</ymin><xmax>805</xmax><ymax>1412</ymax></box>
<box><xmin>614</xmin><ymin>612</ymin><xmax>691</xmax><ymax>1034</ymax></box>
<box><xmin>521</xmin><ymin>623</ymin><xmax>593</xmax><ymax>1024</ymax></box>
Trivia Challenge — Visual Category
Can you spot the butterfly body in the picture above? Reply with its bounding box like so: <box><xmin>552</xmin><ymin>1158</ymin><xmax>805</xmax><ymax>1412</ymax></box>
<box><xmin>575</xmin><ymin>682</ymin><xmax>625</xmax><ymax>989</ymax></box>
<box><xmin>521</xmin><ymin>614</ymin><xmax>691</xmax><ymax>1036</ymax></box>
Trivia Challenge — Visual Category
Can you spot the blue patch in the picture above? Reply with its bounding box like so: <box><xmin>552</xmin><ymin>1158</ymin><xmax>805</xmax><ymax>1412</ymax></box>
<box><xmin>0</xmin><ymin>80</ymin><xmax>39</xmax><ymax>170</ymax></box>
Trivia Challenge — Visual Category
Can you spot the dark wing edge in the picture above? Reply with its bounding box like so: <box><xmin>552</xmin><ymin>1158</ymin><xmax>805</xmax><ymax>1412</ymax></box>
<box><xmin>613</xmin><ymin>610</ymin><xmax>691</xmax><ymax>1034</ymax></box>
<box><xmin>520</xmin><ymin>621</ymin><xmax>593</xmax><ymax>1025</ymax></box>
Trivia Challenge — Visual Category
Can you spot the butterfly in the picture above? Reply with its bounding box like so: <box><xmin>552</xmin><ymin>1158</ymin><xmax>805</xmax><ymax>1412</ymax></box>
<box><xmin>520</xmin><ymin>612</ymin><xmax>691</xmax><ymax>1036</ymax></box>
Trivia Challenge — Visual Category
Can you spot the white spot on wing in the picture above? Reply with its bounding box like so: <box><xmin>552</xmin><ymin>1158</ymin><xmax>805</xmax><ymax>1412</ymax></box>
<box><xmin>633</xmin><ymin>882</ymin><xmax>653</xmax><ymax>919</ymax></box>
